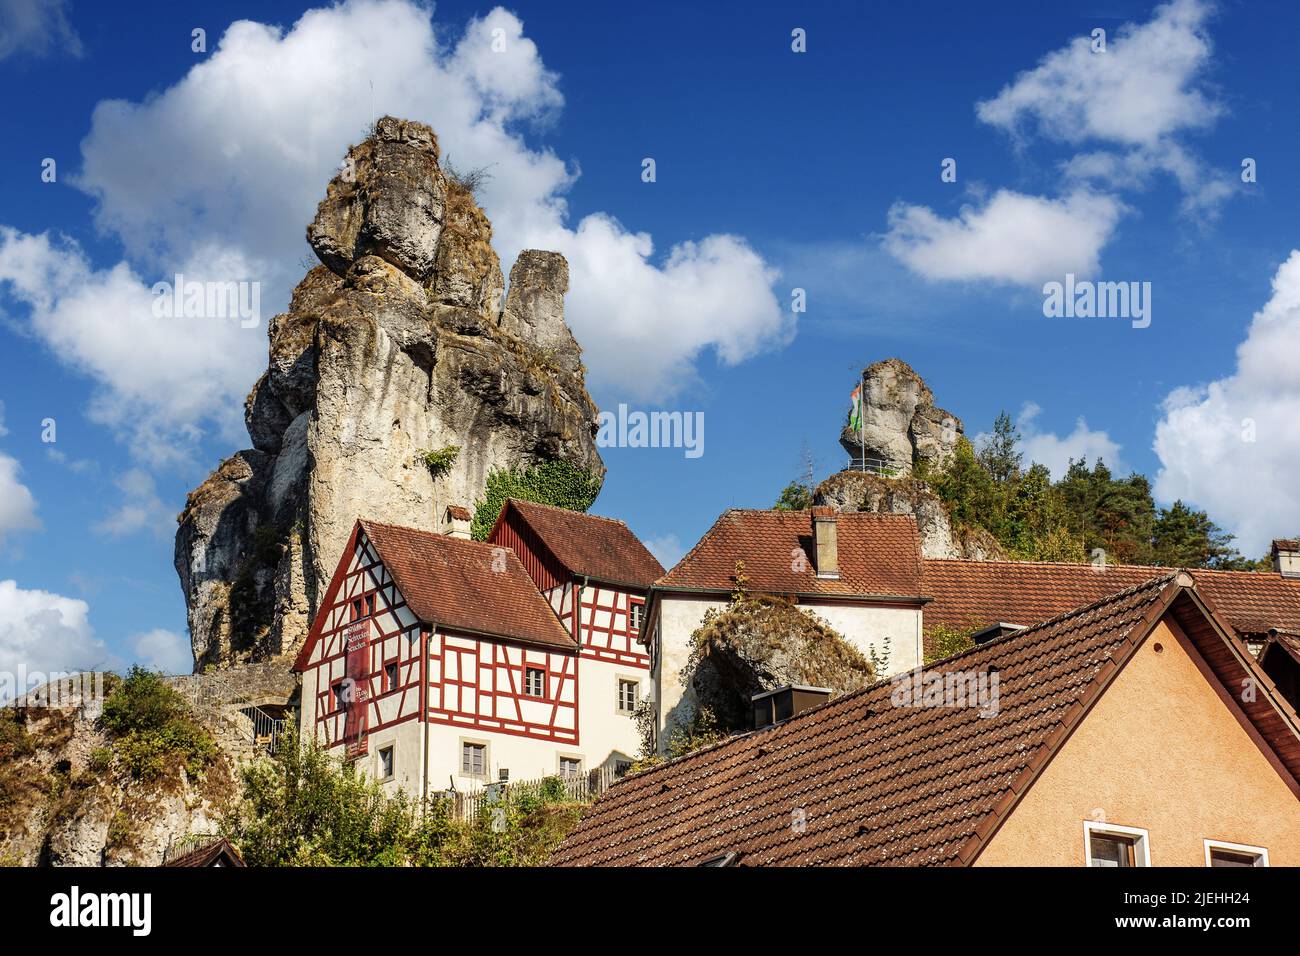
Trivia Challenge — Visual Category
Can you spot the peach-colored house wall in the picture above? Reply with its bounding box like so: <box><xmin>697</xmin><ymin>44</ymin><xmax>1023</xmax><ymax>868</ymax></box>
<box><xmin>976</xmin><ymin>619</ymin><xmax>1300</xmax><ymax>867</ymax></box>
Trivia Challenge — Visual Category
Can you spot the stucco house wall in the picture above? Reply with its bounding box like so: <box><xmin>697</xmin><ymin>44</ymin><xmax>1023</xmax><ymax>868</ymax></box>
<box><xmin>975</xmin><ymin>618</ymin><xmax>1300</xmax><ymax>866</ymax></box>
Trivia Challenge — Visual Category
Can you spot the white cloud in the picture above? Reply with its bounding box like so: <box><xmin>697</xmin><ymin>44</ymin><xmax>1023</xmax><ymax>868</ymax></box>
<box><xmin>25</xmin><ymin>0</ymin><xmax>784</xmax><ymax>425</ymax></box>
<box><xmin>0</xmin><ymin>453</ymin><xmax>40</xmax><ymax>541</ymax></box>
<box><xmin>976</xmin><ymin>0</ymin><xmax>1219</xmax><ymax>147</ymax></box>
<box><xmin>0</xmin><ymin>228</ymin><xmax>262</xmax><ymax>463</ymax></box>
<box><xmin>1155</xmin><ymin>251</ymin><xmax>1300</xmax><ymax>554</ymax></box>
<box><xmin>129</xmin><ymin>628</ymin><xmax>191</xmax><ymax>675</ymax></box>
<box><xmin>882</xmin><ymin>190</ymin><xmax>1125</xmax><ymax>286</ymax></box>
<box><xmin>0</xmin><ymin>0</ymin><xmax>82</xmax><ymax>61</ymax></box>
<box><xmin>977</xmin><ymin>0</ymin><xmax>1232</xmax><ymax>218</ymax></box>
<box><xmin>0</xmin><ymin>580</ymin><xmax>109</xmax><ymax>702</ymax></box>
<box><xmin>94</xmin><ymin>469</ymin><xmax>173</xmax><ymax>538</ymax></box>
<box><xmin>1014</xmin><ymin>401</ymin><xmax>1125</xmax><ymax>479</ymax></box>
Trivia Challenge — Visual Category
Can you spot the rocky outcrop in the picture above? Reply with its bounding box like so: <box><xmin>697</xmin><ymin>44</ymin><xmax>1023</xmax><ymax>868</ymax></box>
<box><xmin>0</xmin><ymin>703</ymin><xmax>236</xmax><ymax>867</ymax></box>
<box><xmin>823</xmin><ymin>358</ymin><xmax>1004</xmax><ymax>560</ymax></box>
<box><xmin>841</xmin><ymin>358</ymin><xmax>962</xmax><ymax>474</ymax></box>
<box><xmin>176</xmin><ymin>117</ymin><xmax>604</xmax><ymax>670</ymax></box>
<box><xmin>813</xmin><ymin>471</ymin><xmax>1005</xmax><ymax>560</ymax></box>
<box><xmin>684</xmin><ymin>596</ymin><xmax>876</xmax><ymax>734</ymax></box>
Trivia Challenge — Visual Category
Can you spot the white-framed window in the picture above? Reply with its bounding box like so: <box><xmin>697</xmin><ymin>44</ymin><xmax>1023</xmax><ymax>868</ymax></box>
<box><xmin>1204</xmin><ymin>840</ymin><xmax>1268</xmax><ymax>867</ymax></box>
<box><xmin>559</xmin><ymin>756</ymin><xmax>583</xmax><ymax>779</ymax></box>
<box><xmin>461</xmin><ymin>741</ymin><xmax>487</xmax><ymax>777</ymax></box>
<box><xmin>629</xmin><ymin>602</ymin><xmax>644</xmax><ymax>631</ymax></box>
<box><xmin>617</xmin><ymin>678</ymin><xmax>639</xmax><ymax>714</ymax></box>
<box><xmin>1084</xmin><ymin>821</ymin><xmax>1150</xmax><ymax>867</ymax></box>
<box><xmin>377</xmin><ymin>745</ymin><xmax>395</xmax><ymax>781</ymax></box>
<box><xmin>524</xmin><ymin>666</ymin><xmax>546</xmax><ymax>697</ymax></box>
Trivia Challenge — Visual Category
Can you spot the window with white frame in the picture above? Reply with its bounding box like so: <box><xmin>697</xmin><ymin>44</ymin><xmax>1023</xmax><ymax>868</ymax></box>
<box><xmin>524</xmin><ymin>666</ymin><xmax>546</xmax><ymax>697</ymax></box>
<box><xmin>617</xmin><ymin>678</ymin><xmax>639</xmax><ymax>714</ymax></box>
<box><xmin>1205</xmin><ymin>840</ymin><xmax>1268</xmax><ymax>867</ymax></box>
<box><xmin>461</xmin><ymin>741</ymin><xmax>487</xmax><ymax>777</ymax></box>
<box><xmin>377</xmin><ymin>745</ymin><xmax>394</xmax><ymax>781</ymax></box>
<box><xmin>629</xmin><ymin>602</ymin><xmax>644</xmax><ymax>631</ymax></box>
<box><xmin>1084</xmin><ymin>821</ymin><xmax>1150</xmax><ymax>867</ymax></box>
<box><xmin>559</xmin><ymin>756</ymin><xmax>582</xmax><ymax>779</ymax></box>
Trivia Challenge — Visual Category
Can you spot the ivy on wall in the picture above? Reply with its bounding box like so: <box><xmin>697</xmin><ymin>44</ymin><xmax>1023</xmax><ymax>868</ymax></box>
<box><xmin>471</xmin><ymin>461</ymin><xmax>603</xmax><ymax>540</ymax></box>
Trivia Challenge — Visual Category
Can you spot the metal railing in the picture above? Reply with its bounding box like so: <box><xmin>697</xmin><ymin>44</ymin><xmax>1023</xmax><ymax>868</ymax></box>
<box><xmin>172</xmin><ymin>671</ymin><xmax>287</xmax><ymax>756</ymax></box>
<box><xmin>847</xmin><ymin>455</ymin><xmax>895</xmax><ymax>476</ymax></box>
<box><xmin>448</xmin><ymin>764</ymin><xmax>624</xmax><ymax>820</ymax></box>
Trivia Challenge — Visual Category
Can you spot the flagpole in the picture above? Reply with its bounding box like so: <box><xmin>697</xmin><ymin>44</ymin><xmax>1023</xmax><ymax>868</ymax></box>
<box><xmin>859</xmin><ymin>378</ymin><xmax>865</xmax><ymax>472</ymax></box>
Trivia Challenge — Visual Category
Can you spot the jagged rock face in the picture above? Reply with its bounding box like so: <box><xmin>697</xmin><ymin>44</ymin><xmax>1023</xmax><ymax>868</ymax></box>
<box><xmin>686</xmin><ymin>596</ymin><xmax>875</xmax><ymax>733</ymax></box>
<box><xmin>840</xmin><ymin>358</ymin><xmax>963</xmax><ymax>474</ymax></box>
<box><xmin>176</xmin><ymin>117</ymin><xmax>604</xmax><ymax>670</ymax></box>
<box><xmin>814</xmin><ymin>471</ymin><xmax>1005</xmax><ymax>560</ymax></box>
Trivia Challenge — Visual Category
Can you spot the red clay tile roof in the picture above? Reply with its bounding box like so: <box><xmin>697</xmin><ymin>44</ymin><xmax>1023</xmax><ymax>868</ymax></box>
<box><xmin>499</xmin><ymin>499</ymin><xmax>664</xmax><ymax>589</ymax></box>
<box><xmin>445</xmin><ymin>505</ymin><xmax>472</xmax><ymax>521</ymax></box>
<box><xmin>360</xmin><ymin>520</ymin><xmax>576</xmax><ymax>651</ymax></box>
<box><xmin>656</xmin><ymin>510</ymin><xmax>924</xmax><ymax>599</ymax></box>
<box><xmin>922</xmin><ymin>558</ymin><xmax>1300</xmax><ymax>641</ymax></box>
<box><xmin>551</xmin><ymin>574</ymin><xmax>1300</xmax><ymax>867</ymax></box>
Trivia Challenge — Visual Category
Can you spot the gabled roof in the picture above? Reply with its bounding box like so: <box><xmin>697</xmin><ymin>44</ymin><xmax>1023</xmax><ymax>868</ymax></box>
<box><xmin>550</xmin><ymin>574</ymin><xmax>1300</xmax><ymax>867</ymax></box>
<box><xmin>359</xmin><ymin>520</ymin><xmax>575</xmax><ymax>651</ymax></box>
<box><xmin>922</xmin><ymin>558</ymin><xmax>1300</xmax><ymax>640</ymax></box>
<box><xmin>655</xmin><ymin>509</ymin><xmax>924</xmax><ymax>600</ymax></box>
<box><xmin>493</xmin><ymin>499</ymin><xmax>664</xmax><ymax>589</ymax></box>
<box><xmin>163</xmin><ymin>837</ymin><xmax>246</xmax><ymax>867</ymax></box>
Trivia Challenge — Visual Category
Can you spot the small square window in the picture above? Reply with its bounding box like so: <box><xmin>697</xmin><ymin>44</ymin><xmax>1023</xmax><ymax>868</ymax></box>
<box><xmin>617</xmin><ymin>678</ymin><xmax>639</xmax><ymax>714</ymax></box>
<box><xmin>559</xmin><ymin>757</ymin><xmax>582</xmax><ymax>779</ymax></box>
<box><xmin>461</xmin><ymin>742</ymin><xmax>487</xmax><ymax>776</ymax></box>
<box><xmin>524</xmin><ymin>666</ymin><xmax>546</xmax><ymax>697</ymax></box>
<box><xmin>384</xmin><ymin>661</ymin><xmax>399</xmax><ymax>693</ymax></box>
<box><xmin>378</xmin><ymin>745</ymin><xmax>394</xmax><ymax>781</ymax></box>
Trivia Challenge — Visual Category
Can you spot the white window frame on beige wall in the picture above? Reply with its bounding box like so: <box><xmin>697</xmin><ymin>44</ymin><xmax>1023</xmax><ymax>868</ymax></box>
<box><xmin>459</xmin><ymin>738</ymin><xmax>489</xmax><ymax>780</ymax></box>
<box><xmin>1083</xmin><ymin>821</ymin><xmax>1150</xmax><ymax>867</ymax></box>
<box><xmin>1203</xmin><ymin>839</ymin><xmax>1269</xmax><ymax>867</ymax></box>
<box><xmin>377</xmin><ymin>743</ymin><xmax>395</xmax><ymax>782</ymax></box>
<box><xmin>616</xmin><ymin>675</ymin><xmax>640</xmax><ymax>715</ymax></box>
<box><xmin>557</xmin><ymin>754</ymin><xmax>583</xmax><ymax>779</ymax></box>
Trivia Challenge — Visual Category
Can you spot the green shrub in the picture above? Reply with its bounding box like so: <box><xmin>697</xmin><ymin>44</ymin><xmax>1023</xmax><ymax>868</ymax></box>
<box><xmin>101</xmin><ymin>667</ymin><xmax>216</xmax><ymax>780</ymax></box>
<box><xmin>471</xmin><ymin>460</ymin><xmax>603</xmax><ymax>540</ymax></box>
<box><xmin>417</xmin><ymin>445</ymin><xmax>460</xmax><ymax>478</ymax></box>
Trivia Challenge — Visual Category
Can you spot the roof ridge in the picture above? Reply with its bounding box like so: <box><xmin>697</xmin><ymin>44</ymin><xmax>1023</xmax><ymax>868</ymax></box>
<box><xmin>360</xmin><ymin>518</ymin><xmax>499</xmax><ymax>551</ymax></box>
<box><xmin>922</xmin><ymin>555</ymin><xmax>1286</xmax><ymax>580</ymax></box>
<box><xmin>507</xmin><ymin>497</ymin><xmax>628</xmax><ymax>527</ymax></box>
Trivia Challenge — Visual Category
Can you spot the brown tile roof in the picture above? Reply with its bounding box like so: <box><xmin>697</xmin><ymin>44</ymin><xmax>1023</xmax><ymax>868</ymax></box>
<box><xmin>922</xmin><ymin>558</ymin><xmax>1300</xmax><ymax>641</ymax></box>
<box><xmin>445</xmin><ymin>505</ymin><xmax>472</xmax><ymax>521</ymax></box>
<box><xmin>163</xmin><ymin>837</ymin><xmax>246</xmax><ymax>867</ymax></box>
<box><xmin>551</xmin><ymin>574</ymin><xmax>1300</xmax><ymax>867</ymax></box>
<box><xmin>656</xmin><ymin>510</ymin><xmax>924</xmax><ymax>599</ymax></box>
<box><xmin>499</xmin><ymin>499</ymin><xmax>664</xmax><ymax>589</ymax></box>
<box><xmin>360</xmin><ymin>520</ymin><xmax>576</xmax><ymax>651</ymax></box>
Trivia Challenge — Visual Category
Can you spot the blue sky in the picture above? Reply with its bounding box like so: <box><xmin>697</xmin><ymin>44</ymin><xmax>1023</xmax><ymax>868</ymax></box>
<box><xmin>2</xmin><ymin>0</ymin><xmax>1299</xmax><ymax>679</ymax></box>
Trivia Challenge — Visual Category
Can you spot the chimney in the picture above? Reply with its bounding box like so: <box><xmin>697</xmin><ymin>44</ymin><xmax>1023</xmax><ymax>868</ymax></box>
<box><xmin>752</xmin><ymin>685</ymin><xmax>833</xmax><ymax>730</ymax></box>
<box><xmin>812</xmin><ymin>508</ymin><xmax>838</xmax><ymax>579</ymax></box>
<box><xmin>1272</xmin><ymin>539</ymin><xmax>1300</xmax><ymax>578</ymax></box>
<box><xmin>442</xmin><ymin>505</ymin><xmax>472</xmax><ymax>540</ymax></box>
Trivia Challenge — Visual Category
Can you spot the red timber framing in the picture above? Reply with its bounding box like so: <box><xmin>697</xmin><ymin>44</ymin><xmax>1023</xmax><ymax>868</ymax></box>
<box><xmin>427</xmin><ymin>631</ymin><xmax>577</xmax><ymax>743</ymax></box>
<box><xmin>296</xmin><ymin>524</ymin><xmax>580</xmax><ymax>754</ymax></box>
<box><xmin>297</xmin><ymin>527</ymin><xmax>424</xmax><ymax>753</ymax></box>
<box><xmin>489</xmin><ymin>504</ymin><xmax>650</xmax><ymax>669</ymax></box>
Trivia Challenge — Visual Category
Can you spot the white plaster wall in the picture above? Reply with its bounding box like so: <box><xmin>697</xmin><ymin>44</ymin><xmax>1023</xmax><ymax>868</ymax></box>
<box><xmin>653</xmin><ymin>594</ymin><xmax>923</xmax><ymax>751</ymax></box>
<box><xmin>577</xmin><ymin>657</ymin><xmax>643</xmax><ymax>769</ymax></box>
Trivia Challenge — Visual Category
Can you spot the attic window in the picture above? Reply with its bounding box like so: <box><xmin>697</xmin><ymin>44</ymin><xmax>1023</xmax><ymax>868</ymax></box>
<box><xmin>1084</xmin><ymin>821</ymin><xmax>1149</xmax><ymax>867</ymax></box>
<box><xmin>1205</xmin><ymin>840</ymin><xmax>1268</xmax><ymax>867</ymax></box>
<box><xmin>698</xmin><ymin>851</ymin><xmax>739</xmax><ymax>867</ymax></box>
<box><xmin>629</xmin><ymin>603</ymin><xmax>644</xmax><ymax>631</ymax></box>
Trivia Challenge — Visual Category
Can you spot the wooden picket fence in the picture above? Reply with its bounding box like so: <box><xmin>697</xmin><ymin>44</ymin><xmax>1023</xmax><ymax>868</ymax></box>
<box><xmin>449</xmin><ymin>764</ymin><xmax>624</xmax><ymax>821</ymax></box>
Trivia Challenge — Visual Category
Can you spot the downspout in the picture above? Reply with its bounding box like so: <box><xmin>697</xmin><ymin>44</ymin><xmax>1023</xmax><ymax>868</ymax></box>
<box><xmin>420</xmin><ymin>623</ymin><xmax>432</xmax><ymax>815</ymax></box>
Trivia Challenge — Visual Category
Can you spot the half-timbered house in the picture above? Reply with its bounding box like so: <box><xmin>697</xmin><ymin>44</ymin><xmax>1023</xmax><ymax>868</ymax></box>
<box><xmin>294</xmin><ymin>518</ymin><xmax>583</xmax><ymax>795</ymax></box>
<box><xmin>488</xmin><ymin>498</ymin><xmax>665</xmax><ymax>774</ymax></box>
